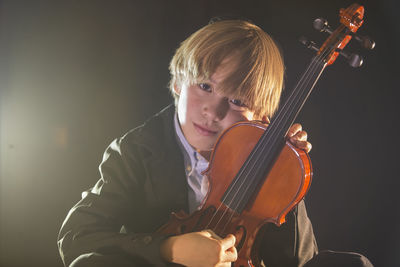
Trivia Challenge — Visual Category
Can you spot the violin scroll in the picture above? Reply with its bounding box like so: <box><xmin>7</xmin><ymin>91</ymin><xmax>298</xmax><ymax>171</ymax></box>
<box><xmin>300</xmin><ymin>3</ymin><xmax>375</xmax><ymax>67</ymax></box>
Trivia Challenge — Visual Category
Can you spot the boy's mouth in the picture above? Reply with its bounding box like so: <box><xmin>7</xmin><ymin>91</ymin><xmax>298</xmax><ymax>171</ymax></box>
<box><xmin>193</xmin><ymin>123</ymin><xmax>218</xmax><ymax>136</ymax></box>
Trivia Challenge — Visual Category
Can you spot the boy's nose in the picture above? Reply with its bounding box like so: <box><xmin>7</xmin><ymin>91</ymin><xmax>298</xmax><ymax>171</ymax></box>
<box><xmin>203</xmin><ymin>97</ymin><xmax>229</xmax><ymax>121</ymax></box>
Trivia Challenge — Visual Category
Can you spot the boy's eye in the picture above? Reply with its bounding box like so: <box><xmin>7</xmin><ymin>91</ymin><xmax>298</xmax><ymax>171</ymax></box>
<box><xmin>198</xmin><ymin>83</ymin><xmax>211</xmax><ymax>92</ymax></box>
<box><xmin>230</xmin><ymin>99</ymin><xmax>247</xmax><ymax>107</ymax></box>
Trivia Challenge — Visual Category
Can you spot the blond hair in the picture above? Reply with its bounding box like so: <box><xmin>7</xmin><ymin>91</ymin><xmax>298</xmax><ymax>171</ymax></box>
<box><xmin>169</xmin><ymin>19</ymin><xmax>284</xmax><ymax>119</ymax></box>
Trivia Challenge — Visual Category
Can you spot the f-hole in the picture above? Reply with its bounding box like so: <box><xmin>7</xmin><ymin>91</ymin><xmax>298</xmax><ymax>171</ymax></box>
<box><xmin>235</xmin><ymin>225</ymin><xmax>247</xmax><ymax>252</ymax></box>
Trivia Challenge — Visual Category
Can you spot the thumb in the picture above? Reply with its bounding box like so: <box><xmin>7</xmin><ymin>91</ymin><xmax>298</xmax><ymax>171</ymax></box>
<box><xmin>201</xmin><ymin>229</ymin><xmax>221</xmax><ymax>240</ymax></box>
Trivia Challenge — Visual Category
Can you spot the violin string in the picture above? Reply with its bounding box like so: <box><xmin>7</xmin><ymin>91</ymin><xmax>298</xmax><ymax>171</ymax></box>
<box><xmin>206</xmin><ymin>37</ymin><xmax>337</xmax><ymax>233</ymax></box>
<box><xmin>248</xmin><ymin>42</ymin><xmax>335</xmax><ymax>175</ymax></box>
<box><xmin>216</xmin><ymin>41</ymin><xmax>336</xmax><ymax>231</ymax></box>
<box><xmin>222</xmin><ymin>6</ymin><xmax>362</xmax><ymax>233</ymax></box>
<box><xmin>207</xmin><ymin>47</ymin><xmax>329</xmax><ymax>233</ymax></box>
<box><xmin>219</xmin><ymin>59</ymin><xmax>326</xmax><ymax>232</ymax></box>
<box><xmin>207</xmin><ymin>54</ymin><xmax>326</xmax><ymax>232</ymax></box>
<box><xmin>217</xmin><ymin>41</ymin><xmax>335</xmax><ymax>231</ymax></box>
<box><xmin>216</xmin><ymin>65</ymin><xmax>326</xmax><ymax>233</ymax></box>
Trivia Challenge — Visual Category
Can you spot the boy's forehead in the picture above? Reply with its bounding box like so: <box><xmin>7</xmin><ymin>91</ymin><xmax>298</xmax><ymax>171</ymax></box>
<box><xmin>208</xmin><ymin>56</ymin><xmax>240</xmax><ymax>84</ymax></box>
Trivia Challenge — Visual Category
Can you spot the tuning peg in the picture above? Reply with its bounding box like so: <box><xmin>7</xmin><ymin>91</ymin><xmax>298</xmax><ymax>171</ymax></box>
<box><xmin>313</xmin><ymin>18</ymin><xmax>333</xmax><ymax>34</ymax></box>
<box><xmin>299</xmin><ymin>36</ymin><xmax>319</xmax><ymax>52</ymax></box>
<box><xmin>314</xmin><ymin>17</ymin><xmax>375</xmax><ymax>50</ymax></box>
<box><xmin>339</xmin><ymin>50</ymin><xmax>363</xmax><ymax>67</ymax></box>
<box><xmin>353</xmin><ymin>34</ymin><xmax>375</xmax><ymax>50</ymax></box>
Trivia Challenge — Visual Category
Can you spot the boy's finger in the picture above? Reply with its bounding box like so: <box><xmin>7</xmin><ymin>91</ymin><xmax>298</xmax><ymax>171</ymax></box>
<box><xmin>290</xmin><ymin>130</ymin><xmax>307</xmax><ymax>142</ymax></box>
<box><xmin>201</xmin><ymin>229</ymin><xmax>221</xmax><ymax>240</ymax></box>
<box><xmin>287</xmin><ymin>123</ymin><xmax>302</xmax><ymax>137</ymax></box>
<box><xmin>296</xmin><ymin>141</ymin><xmax>312</xmax><ymax>153</ymax></box>
<box><xmin>222</xmin><ymin>246</ymin><xmax>238</xmax><ymax>263</ymax></box>
<box><xmin>221</xmin><ymin>234</ymin><xmax>236</xmax><ymax>250</ymax></box>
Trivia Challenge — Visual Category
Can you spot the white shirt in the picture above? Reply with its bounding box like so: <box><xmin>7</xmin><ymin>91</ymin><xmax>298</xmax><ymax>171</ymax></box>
<box><xmin>174</xmin><ymin>113</ymin><xmax>209</xmax><ymax>213</ymax></box>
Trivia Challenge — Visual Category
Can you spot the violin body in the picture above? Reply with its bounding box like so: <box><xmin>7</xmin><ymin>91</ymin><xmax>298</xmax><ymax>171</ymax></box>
<box><xmin>158</xmin><ymin>121</ymin><xmax>312</xmax><ymax>267</ymax></box>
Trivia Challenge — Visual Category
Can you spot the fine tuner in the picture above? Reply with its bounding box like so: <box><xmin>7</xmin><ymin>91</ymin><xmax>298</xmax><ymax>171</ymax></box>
<box><xmin>300</xmin><ymin>16</ymin><xmax>375</xmax><ymax>68</ymax></box>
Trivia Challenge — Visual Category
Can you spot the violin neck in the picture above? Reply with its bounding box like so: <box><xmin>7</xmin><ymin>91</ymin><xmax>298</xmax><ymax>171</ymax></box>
<box><xmin>270</xmin><ymin>57</ymin><xmax>327</xmax><ymax>140</ymax></box>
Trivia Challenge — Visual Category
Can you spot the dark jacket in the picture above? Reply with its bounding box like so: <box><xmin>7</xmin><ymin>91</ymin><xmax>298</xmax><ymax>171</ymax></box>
<box><xmin>57</xmin><ymin>105</ymin><xmax>318</xmax><ymax>267</ymax></box>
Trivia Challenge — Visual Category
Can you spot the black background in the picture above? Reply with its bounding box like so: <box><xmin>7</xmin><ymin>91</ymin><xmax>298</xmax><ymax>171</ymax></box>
<box><xmin>0</xmin><ymin>0</ymin><xmax>398</xmax><ymax>266</ymax></box>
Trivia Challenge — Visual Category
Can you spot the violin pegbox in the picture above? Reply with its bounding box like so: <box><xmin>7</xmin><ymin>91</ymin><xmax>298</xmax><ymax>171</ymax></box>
<box><xmin>300</xmin><ymin>3</ymin><xmax>375</xmax><ymax>68</ymax></box>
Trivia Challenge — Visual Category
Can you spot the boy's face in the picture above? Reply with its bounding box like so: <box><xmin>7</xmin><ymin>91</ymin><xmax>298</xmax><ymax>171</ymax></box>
<box><xmin>175</xmin><ymin>59</ymin><xmax>255</xmax><ymax>154</ymax></box>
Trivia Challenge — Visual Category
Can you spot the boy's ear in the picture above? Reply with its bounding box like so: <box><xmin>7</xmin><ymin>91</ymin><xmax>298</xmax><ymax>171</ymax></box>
<box><xmin>173</xmin><ymin>83</ymin><xmax>181</xmax><ymax>95</ymax></box>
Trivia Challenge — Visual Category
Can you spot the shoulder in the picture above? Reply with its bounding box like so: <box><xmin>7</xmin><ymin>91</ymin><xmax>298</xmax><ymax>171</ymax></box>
<box><xmin>110</xmin><ymin>104</ymin><xmax>177</xmax><ymax>159</ymax></box>
<box><xmin>97</xmin><ymin>104</ymin><xmax>178</xmax><ymax>183</ymax></box>
<box><xmin>127</xmin><ymin>104</ymin><xmax>175</xmax><ymax>140</ymax></box>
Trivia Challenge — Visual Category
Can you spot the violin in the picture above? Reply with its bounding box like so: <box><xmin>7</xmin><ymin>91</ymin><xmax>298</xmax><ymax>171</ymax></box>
<box><xmin>158</xmin><ymin>4</ymin><xmax>374</xmax><ymax>267</ymax></box>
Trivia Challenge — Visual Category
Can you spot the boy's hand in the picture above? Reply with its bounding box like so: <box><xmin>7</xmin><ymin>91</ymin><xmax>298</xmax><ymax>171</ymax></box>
<box><xmin>287</xmin><ymin>123</ymin><xmax>312</xmax><ymax>153</ymax></box>
<box><xmin>160</xmin><ymin>230</ymin><xmax>237</xmax><ymax>267</ymax></box>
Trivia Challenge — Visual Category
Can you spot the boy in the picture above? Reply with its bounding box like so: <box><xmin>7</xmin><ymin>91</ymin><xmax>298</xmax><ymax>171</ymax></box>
<box><xmin>58</xmin><ymin>19</ymin><xmax>371</xmax><ymax>267</ymax></box>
